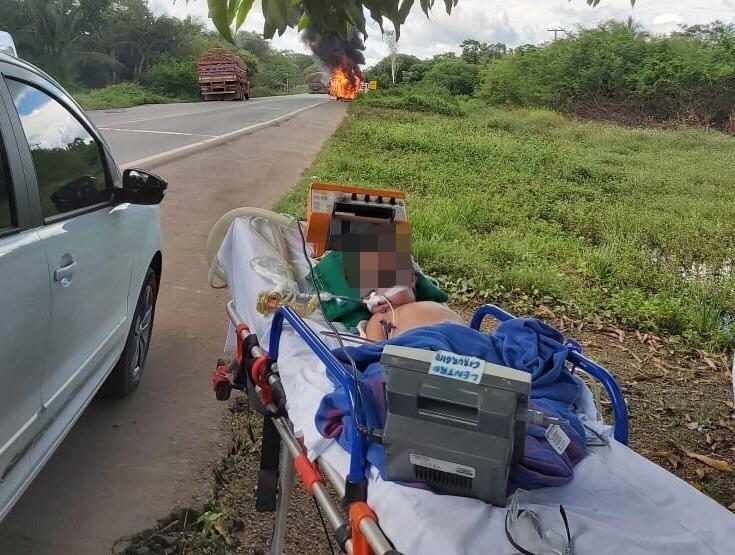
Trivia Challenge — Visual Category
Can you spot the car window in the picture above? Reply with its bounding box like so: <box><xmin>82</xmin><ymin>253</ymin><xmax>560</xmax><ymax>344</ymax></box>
<box><xmin>7</xmin><ymin>79</ymin><xmax>109</xmax><ymax>219</ymax></box>
<box><xmin>0</xmin><ymin>132</ymin><xmax>14</xmax><ymax>230</ymax></box>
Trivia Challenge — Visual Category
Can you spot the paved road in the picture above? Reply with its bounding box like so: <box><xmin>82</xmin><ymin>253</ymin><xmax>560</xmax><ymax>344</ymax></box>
<box><xmin>0</xmin><ymin>95</ymin><xmax>346</xmax><ymax>554</ymax></box>
<box><xmin>88</xmin><ymin>94</ymin><xmax>331</xmax><ymax>166</ymax></box>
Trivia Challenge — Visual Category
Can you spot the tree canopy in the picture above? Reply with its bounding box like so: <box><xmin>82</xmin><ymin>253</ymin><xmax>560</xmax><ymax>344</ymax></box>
<box><xmin>207</xmin><ymin>0</ymin><xmax>637</xmax><ymax>43</ymax></box>
<box><xmin>0</xmin><ymin>0</ymin><xmax>320</xmax><ymax>94</ymax></box>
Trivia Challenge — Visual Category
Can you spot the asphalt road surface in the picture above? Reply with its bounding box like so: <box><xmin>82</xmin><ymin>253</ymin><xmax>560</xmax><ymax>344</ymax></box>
<box><xmin>0</xmin><ymin>94</ymin><xmax>346</xmax><ymax>554</ymax></box>
<box><xmin>88</xmin><ymin>94</ymin><xmax>332</xmax><ymax>166</ymax></box>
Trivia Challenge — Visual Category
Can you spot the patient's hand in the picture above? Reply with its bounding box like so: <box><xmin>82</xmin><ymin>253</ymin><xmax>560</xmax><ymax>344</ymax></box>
<box><xmin>365</xmin><ymin>301</ymin><xmax>463</xmax><ymax>342</ymax></box>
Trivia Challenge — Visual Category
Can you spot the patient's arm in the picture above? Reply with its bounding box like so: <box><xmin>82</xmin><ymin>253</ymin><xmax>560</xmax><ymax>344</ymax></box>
<box><xmin>365</xmin><ymin>301</ymin><xmax>463</xmax><ymax>342</ymax></box>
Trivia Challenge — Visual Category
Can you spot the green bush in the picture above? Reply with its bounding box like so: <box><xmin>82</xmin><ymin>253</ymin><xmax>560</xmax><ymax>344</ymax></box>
<box><xmin>422</xmin><ymin>59</ymin><xmax>480</xmax><ymax>96</ymax></box>
<box><xmin>357</xmin><ymin>85</ymin><xmax>463</xmax><ymax>116</ymax></box>
<box><xmin>141</xmin><ymin>57</ymin><xmax>200</xmax><ymax>99</ymax></box>
<box><xmin>478</xmin><ymin>21</ymin><xmax>735</xmax><ymax>127</ymax></box>
<box><xmin>73</xmin><ymin>83</ymin><xmax>173</xmax><ymax>110</ymax></box>
<box><xmin>250</xmin><ymin>86</ymin><xmax>279</xmax><ymax>98</ymax></box>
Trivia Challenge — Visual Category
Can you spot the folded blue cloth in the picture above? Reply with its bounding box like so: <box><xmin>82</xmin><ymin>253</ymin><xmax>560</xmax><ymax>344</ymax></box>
<box><xmin>315</xmin><ymin>320</ymin><xmax>587</xmax><ymax>490</ymax></box>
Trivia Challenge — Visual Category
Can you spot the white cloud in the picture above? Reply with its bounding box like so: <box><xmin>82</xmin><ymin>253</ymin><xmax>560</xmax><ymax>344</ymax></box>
<box><xmin>652</xmin><ymin>12</ymin><xmax>684</xmax><ymax>34</ymax></box>
<box><xmin>156</xmin><ymin>0</ymin><xmax>734</xmax><ymax>66</ymax></box>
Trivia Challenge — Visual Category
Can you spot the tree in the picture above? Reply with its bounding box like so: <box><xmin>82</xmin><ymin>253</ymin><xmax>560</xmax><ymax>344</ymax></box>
<box><xmin>460</xmin><ymin>39</ymin><xmax>507</xmax><ymax>64</ymax></box>
<box><xmin>423</xmin><ymin>58</ymin><xmax>480</xmax><ymax>95</ymax></box>
<box><xmin>366</xmin><ymin>53</ymin><xmax>421</xmax><ymax>86</ymax></box>
<box><xmin>385</xmin><ymin>30</ymin><xmax>399</xmax><ymax>84</ymax></box>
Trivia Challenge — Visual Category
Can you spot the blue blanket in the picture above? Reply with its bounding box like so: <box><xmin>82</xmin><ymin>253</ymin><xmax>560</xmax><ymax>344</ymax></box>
<box><xmin>315</xmin><ymin>320</ymin><xmax>587</xmax><ymax>490</ymax></box>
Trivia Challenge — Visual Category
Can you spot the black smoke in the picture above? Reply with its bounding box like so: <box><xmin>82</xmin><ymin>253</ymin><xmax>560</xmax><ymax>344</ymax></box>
<box><xmin>301</xmin><ymin>27</ymin><xmax>365</xmax><ymax>85</ymax></box>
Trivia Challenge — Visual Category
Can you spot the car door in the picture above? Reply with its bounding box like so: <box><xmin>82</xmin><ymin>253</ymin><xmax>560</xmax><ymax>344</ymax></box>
<box><xmin>0</xmin><ymin>71</ymin><xmax>48</xmax><ymax>496</ymax></box>
<box><xmin>3</xmin><ymin>69</ymin><xmax>134</xmax><ymax>416</ymax></box>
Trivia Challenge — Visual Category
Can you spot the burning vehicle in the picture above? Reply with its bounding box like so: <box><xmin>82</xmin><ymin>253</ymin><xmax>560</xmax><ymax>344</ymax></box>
<box><xmin>328</xmin><ymin>64</ymin><xmax>363</xmax><ymax>101</ymax></box>
<box><xmin>303</xmin><ymin>28</ymin><xmax>364</xmax><ymax>102</ymax></box>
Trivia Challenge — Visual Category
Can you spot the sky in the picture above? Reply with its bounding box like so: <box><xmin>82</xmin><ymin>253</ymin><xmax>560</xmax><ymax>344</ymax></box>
<box><xmin>156</xmin><ymin>0</ymin><xmax>735</xmax><ymax>67</ymax></box>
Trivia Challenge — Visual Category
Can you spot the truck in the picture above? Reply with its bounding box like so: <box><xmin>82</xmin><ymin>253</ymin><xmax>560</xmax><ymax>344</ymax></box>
<box><xmin>307</xmin><ymin>72</ymin><xmax>328</xmax><ymax>94</ymax></box>
<box><xmin>198</xmin><ymin>48</ymin><xmax>250</xmax><ymax>101</ymax></box>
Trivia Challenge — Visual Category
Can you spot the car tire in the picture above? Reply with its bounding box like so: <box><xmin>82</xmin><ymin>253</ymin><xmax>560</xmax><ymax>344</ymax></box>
<box><xmin>101</xmin><ymin>267</ymin><xmax>158</xmax><ymax>399</ymax></box>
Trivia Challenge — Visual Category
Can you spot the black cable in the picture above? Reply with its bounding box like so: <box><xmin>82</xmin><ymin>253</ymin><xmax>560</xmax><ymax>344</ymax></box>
<box><xmin>313</xmin><ymin>494</ymin><xmax>336</xmax><ymax>555</ymax></box>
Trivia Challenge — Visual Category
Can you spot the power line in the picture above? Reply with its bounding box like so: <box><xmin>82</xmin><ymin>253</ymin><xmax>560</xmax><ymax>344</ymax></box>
<box><xmin>547</xmin><ymin>28</ymin><xmax>566</xmax><ymax>40</ymax></box>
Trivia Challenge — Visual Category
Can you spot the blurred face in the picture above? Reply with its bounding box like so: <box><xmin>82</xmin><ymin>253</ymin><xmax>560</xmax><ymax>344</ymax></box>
<box><xmin>341</xmin><ymin>222</ymin><xmax>413</xmax><ymax>295</ymax></box>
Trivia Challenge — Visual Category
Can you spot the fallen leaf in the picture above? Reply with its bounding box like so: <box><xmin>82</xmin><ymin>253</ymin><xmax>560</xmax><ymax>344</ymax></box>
<box><xmin>666</xmin><ymin>453</ymin><xmax>681</xmax><ymax>470</ymax></box>
<box><xmin>685</xmin><ymin>421</ymin><xmax>700</xmax><ymax>430</ymax></box>
<box><xmin>695</xmin><ymin>468</ymin><xmax>706</xmax><ymax>480</ymax></box>
<box><xmin>690</xmin><ymin>481</ymin><xmax>704</xmax><ymax>491</ymax></box>
<box><xmin>725</xmin><ymin>400</ymin><xmax>735</xmax><ymax>412</ymax></box>
<box><xmin>213</xmin><ymin>514</ymin><xmax>232</xmax><ymax>545</ymax></box>
<box><xmin>705</xmin><ymin>433</ymin><xmax>712</xmax><ymax>445</ymax></box>
<box><xmin>683</xmin><ymin>450</ymin><xmax>734</xmax><ymax>473</ymax></box>
<box><xmin>702</xmin><ymin>356</ymin><xmax>718</xmax><ymax>371</ymax></box>
<box><xmin>729</xmin><ymin>502</ymin><xmax>735</xmax><ymax>511</ymax></box>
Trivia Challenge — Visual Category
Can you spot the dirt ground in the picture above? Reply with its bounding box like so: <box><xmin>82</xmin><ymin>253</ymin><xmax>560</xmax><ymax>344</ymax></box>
<box><xmin>117</xmin><ymin>302</ymin><xmax>734</xmax><ymax>555</ymax></box>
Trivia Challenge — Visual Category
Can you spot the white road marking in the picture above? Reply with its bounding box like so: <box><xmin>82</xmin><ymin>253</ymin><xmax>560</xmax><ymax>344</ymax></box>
<box><xmin>99</xmin><ymin>127</ymin><xmax>216</xmax><ymax>138</ymax></box>
<box><xmin>121</xmin><ymin>99</ymin><xmax>331</xmax><ymax>168</ymax></box>
<box><xmin>94</xmin><ymin>96</ymin><xmax>301</xmax><ymax>126</ymax></box>
<box><xmin>95</xmin><ymin>105</ymin><xmax>245</xmax><ymax>127</ymax></box>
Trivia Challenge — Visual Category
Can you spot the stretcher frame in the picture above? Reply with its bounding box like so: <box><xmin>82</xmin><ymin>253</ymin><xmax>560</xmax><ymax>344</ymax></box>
<box><xmin>220</xmin><ymin>298</ymin><xmax>629</xmax><ymax>555</ymax></box>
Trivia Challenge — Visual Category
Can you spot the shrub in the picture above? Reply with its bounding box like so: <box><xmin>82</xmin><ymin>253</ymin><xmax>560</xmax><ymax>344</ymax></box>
<box><xmin>73</xmin><ymin>83</ymin><xmax>172</xmax><ymax>110</ymax></box>
<box><xmin>477</xmin><ymin>21</ymin><xmax>735</xmax><ymax>128</ymax></box>
<box><xmin>142</xmin><ymin>57</ymin><xmax>199</xmax><ymax>99</ymax></box>
<box><xmin>358</xmin><ymin>85</ymin><xmax>464</xmax><ymax>116</ymax></box>
<box><xmin>422</xmin><ymin>59</ymin><xmax>480</xmax><ymax>96</ymax></box>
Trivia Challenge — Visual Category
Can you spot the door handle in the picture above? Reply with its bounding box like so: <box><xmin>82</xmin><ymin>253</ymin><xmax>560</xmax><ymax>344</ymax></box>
<box><xmin>54</xmin><ymin>259</ymin><xmax>77</xmax><ymax>282</ymax></box>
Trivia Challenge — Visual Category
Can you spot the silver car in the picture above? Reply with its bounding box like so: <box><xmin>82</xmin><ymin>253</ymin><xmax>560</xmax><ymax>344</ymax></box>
<box><xmin>0</xmin><ymin>53</ymin><xmax>166</xmax><ymax>521</ymax></box>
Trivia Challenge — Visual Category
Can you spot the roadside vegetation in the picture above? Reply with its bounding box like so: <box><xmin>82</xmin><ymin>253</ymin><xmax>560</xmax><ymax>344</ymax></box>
<box><xmin>278</xmin><ymin>95</ymin><xmax>734</xmax><ymax>352</ymax></box>
<box><xmin>72</xmin><ymin>82</ymin><xmax>176</xmax><ymax>110</ymax></box>
<box><xmin>0</xmin><ymin>0</ymin><xmax>323</xmax><ymax>109</ymax></box>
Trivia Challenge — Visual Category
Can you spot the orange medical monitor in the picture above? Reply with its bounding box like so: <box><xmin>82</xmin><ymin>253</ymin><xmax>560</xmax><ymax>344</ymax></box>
<box><xmin>305</xmin><ymin>183</ymin><xmax>410</xmax><ymax>257</ymax></box>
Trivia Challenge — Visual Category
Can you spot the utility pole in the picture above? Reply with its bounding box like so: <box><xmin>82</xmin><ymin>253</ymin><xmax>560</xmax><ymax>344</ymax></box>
<box><xmin>547</xmin><ymin>28</ymin><xmax>566</xmax><ymax>41</ymax></box>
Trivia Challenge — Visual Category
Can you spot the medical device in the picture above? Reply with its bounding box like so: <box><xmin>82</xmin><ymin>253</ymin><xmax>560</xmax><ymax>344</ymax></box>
<box><xmin>305</xmin><ymin>182</ymin><xmax>411</xmax><ymax>257</ymax></box>
<box><xmin>380</xmin><ymin>344</ymin><xmax>534</xmax><ymax>506</ymax></box>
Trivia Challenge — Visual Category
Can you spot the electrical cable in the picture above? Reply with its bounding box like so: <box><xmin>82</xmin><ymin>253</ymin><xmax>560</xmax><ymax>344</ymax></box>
<box><xmin>312</xmin><ymin>496</ymin><xmax>336</xmax><ymax>555</ymax></box>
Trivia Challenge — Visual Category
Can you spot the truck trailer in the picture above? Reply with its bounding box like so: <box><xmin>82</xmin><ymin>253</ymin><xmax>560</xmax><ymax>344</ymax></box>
<box><xmin>198</xmin><ymin>49</ymin><xmax>250</xmax><ymax>101</ymax></box>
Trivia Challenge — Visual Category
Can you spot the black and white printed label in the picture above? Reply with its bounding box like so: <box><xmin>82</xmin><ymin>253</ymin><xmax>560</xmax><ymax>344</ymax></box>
<box><xmin>545</xmin><ymin>424</ymin><xmax>571</xmax><ymax>455</ymax></box>
<box><xmin>409</xmin><ymin>453</ymin><xmax>476</xmax><ymax>479</ymax></box>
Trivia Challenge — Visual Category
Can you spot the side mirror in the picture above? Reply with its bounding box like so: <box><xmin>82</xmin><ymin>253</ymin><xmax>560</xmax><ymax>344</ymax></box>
<box><xmin>114</xmin><ymin>169</ymin><xmax>168</xmax><ymax>205</ymax></box>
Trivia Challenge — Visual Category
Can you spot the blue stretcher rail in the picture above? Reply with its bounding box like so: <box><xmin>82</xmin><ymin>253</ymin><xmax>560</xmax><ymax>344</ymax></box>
<box><xmin>269</xmin><ymin>306</ymin><xmax>371</xmax><ymax>483</ymax></box>
<box><xmin>266</xmin><ymin>303</ymin><xmax>629</xmax><ymax>485</ymax></box>
<box><xmin>470</xmin><ymin>304</ymin><xmax>629</xmax><ymax>445</ymax></box>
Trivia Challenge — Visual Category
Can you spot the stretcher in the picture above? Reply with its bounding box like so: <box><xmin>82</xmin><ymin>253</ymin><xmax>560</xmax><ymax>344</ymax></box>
<box><xmin>207</xmin><ymin>209</ymin><xmax>735</xmax><ymax>555</ymax></box>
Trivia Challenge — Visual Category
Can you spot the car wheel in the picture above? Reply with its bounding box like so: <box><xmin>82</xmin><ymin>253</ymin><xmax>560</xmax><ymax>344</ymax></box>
<box><xmin>102</xmin><ymin>267</ymin><xmax>158</xmax><ymax>398</ymax></box>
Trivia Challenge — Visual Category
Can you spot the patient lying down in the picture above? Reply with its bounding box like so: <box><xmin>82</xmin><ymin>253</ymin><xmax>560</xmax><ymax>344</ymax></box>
<box><xmin>365</xmin><ymin>300</ymin><xmax>463</xmax><ymax>342</ymax></box>
<box><xmin>328</xmin><ymin>222</ymin><xmax>464</xmax><ymax>342</ymax></box>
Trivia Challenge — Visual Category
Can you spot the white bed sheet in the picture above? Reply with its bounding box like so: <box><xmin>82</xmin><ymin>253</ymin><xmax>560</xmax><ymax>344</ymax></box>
<box><xmin>217</xmin><ymin>217</ymin><xmax>735</xmax><ymax>555</ymax></box>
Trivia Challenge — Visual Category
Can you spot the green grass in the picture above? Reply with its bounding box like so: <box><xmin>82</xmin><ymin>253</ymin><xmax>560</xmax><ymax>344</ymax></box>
<box><xmin>73</xmin><ymin>83</ymin><xmax>186</xmax><ymax>110</ymax></box>
<box><xmin>275</xmin><ymin>99</ymin><xmax>735</xmax><ymax>351</ymax></box>
<box><xmin>250</xmin><ymin>84</ymin><xmax>310</xmax><ymax>98</ymax></box>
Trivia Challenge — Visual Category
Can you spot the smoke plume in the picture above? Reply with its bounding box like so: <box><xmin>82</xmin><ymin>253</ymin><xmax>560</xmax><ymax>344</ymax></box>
<box><xmin>301</xmin><ymin>27</ymin><xmax>365</xmax><ymax>84</ymax></box>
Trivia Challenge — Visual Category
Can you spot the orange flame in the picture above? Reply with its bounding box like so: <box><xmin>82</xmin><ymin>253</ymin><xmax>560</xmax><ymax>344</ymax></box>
<box><xmin>329</xmin><ymin>65</ymin><xmax>362</xmax><ymax>101</ymax></box>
